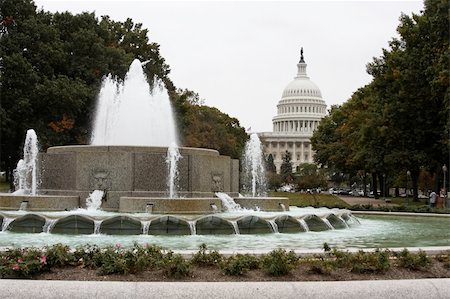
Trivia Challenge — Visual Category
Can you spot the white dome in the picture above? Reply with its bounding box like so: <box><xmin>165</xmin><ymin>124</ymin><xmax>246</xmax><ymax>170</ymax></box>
<box><xmin>282</xmin><ymin>79</ymin><xmax>322</xmax><ymax>99</ymax></box>
<box><xmin>281</xmin><ymin>57</ymin><xmax>322</xmax><ymax>99</ymax></box>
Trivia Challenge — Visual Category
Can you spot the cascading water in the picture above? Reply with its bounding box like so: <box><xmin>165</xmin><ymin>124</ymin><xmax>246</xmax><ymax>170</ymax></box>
<box><xmin>86</xmin><ymin>190</ymin><xmax>104</xmax><ymax>211</ymax></box>
<box><xmin>215</xmin><ymin>192</ymin><xmax>242</xmax><ymax>211</ymax></box>
<box><xmin>90</xmin><ymin>59</ymin><xmax>181</xmax><ymax>197</ymax></box>
<box><xmin>13</xmin><ymin>129</ymin><xmax>39</xmax><ymax>195</ymax></box>
<box><xmin>241</xmin><ymin>133</ymin><xmax>267</xmax><ymax>197</ymax></box>
<box><xmin>90</xmin><ymin>59</ymin><xmax>178</xmax><ymax>147</ymax></box>
<box><xmin>166</xmin><ymin>142</ymin><xmax>182</xmax><ymax>198</ymax></box>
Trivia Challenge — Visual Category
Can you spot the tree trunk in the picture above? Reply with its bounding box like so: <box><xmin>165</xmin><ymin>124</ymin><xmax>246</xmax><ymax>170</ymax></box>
<box><xmin>411</xmin><ymin>168</ymin><xmax>420</xmax><ymax>202</ymax></box>
<box><xmin>372</xmin><ymin>172</ymin><xmax>379</xmax><ymax>199</ymax></box>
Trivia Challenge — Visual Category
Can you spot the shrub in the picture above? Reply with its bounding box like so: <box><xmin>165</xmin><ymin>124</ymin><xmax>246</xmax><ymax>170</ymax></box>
<box><xmin>0</xmin><ymin>247</ymin><xmax>49</xmax><ymax>278</ymax></box>
<box><xmin>221</xmin><ymin>254</ymin><xmax>260</xmax><ymax>276</ymax></box>
<box><xmin>308</xmin><ymin>259</ymin><xmax>335</xmax><ymax>275</ymax></box>
<box><xmin>261</xmin><ymin>249</ymin><xmax>298</xmax><ymax>276</ymax></box>
<box><xmin>93</xmin><ymin>245</ymin><xmax>128</xmax><ymax>275</ymax></box>
<box><xmin>349</xmin><ymin>250</ymin><xmax>391</xmax><ymax>274</ymax></box>
<box><xmin>45</xmin><ymin>244</ymin><xmax>75</xmax><ymax>267</ymax></box>
<box><xmin>395</xmin><ymin>249</ymin><xmax>431</xmax><ymax>271</ymax></box>
<box><xmin>164</xmin><ymin>251</ymin><xmax>191</xmax><ymax>278</ymax></box>
<box><xmin>435</xmin><ymin>251</ymin><xmax>450</xmax><ymax>269</ymax></box>
<box><xmin>73</xmin><ymin>244</ymin><xmax>101</xmax><ymax>268</ymax></box>
<box><xmin>192</xmin><ymin>244</ymin><xmax>223</xmax><ymax>266</ymax></box>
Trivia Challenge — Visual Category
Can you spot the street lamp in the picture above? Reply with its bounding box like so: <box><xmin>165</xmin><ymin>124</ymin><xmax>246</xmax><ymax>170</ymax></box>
<box><xmin>406</xmin><ymin>170</ymin><xmax>411</xmax><ymax>205</ymax></box>
<box><xmin>383</xmin><ymin>173</ymin><xmax>386</xmax><ymax>200</ymax></box>
<box><xmin>443</xmin><ymin>165</ymin><xmax>447</xmax><ymax>208</ymax></box>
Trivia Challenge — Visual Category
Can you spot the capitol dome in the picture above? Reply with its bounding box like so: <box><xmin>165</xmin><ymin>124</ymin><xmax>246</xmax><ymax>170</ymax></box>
<box><xmin>272</xmin><ymin>49</ymin><xmax>327</xmax><ymax>134</ymax></box>
<box><xmin>258</xmin><ymin>48</ymin><xmax>328</xmax><ymax>171</ymax></box>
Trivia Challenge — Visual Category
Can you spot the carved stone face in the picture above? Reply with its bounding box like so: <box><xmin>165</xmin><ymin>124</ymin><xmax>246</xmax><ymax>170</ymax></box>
<box><xmin>93</xmin><ymin>171</ymin><xmax>109</xmax><ymax>190</ymax></box>
<box><xmin>211</xmin><ymin>174</ymin><xmax>223</xmax><ymax>192</ymax></box>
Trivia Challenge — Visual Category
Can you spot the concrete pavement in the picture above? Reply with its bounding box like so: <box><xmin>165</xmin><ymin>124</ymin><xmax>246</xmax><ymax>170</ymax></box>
<box><xmin>0</xmin><ymin>279</ymin><xmax>449</xmax><ymax>299</ymax></box>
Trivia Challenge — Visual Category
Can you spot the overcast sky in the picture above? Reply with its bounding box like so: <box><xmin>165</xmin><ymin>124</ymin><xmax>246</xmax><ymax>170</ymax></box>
<box><xmin>34</xmin><ymin>0</ymin><xmax>423</xmax><ymax>132</ymax></box>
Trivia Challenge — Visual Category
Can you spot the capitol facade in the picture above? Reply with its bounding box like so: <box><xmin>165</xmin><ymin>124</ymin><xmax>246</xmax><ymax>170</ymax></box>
<box><xmin>258</xmin><ymin>49</ymin><xmax>327</xmax><ymax>173</ymax></box>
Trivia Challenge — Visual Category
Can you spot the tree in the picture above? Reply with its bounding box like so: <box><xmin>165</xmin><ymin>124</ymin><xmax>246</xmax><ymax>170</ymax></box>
<box><xmin>295</xmin><ymin>163</ymin><xmax>327</xmax><ymax>190</ymax></box>
<box><xmin>265</xmin><ymin>154</ymin><xmax>276</xmax><ymax>173</ymax></box>
<box><xmin>279</xmin><ymin>151</ymin><xmax>293</xmax><ymax>183</ymax></box>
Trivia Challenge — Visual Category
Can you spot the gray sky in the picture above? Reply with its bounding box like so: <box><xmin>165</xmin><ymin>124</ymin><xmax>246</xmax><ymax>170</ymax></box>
<box><xmin>34</xmin><ymin>0</ymin><xmax>423</xmax><ymax>132</ymax></box>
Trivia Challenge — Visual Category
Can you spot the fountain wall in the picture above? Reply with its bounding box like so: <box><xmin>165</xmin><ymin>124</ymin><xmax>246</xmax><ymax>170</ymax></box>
<box><xmin>38</xmin><ymin>145</ymin><xmax>239</xmax><ymax>211</ymax></box>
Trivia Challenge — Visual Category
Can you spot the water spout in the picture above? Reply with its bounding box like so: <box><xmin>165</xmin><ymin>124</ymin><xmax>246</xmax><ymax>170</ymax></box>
<box><xmin>86</xmin><ymin>190</ymin><xmax>104</xmax><ymax>211</ymax></box>
<box><xmin>91</xmin><ymin>59</ymin><xmax>178</xmax><ymax>147</ymax></box>
<box><xmin>241</xmin><ymin>133</ymin><xmax>267</xmax><ymax>197</ymax></box>
<box><xmin>13</xmin><ymin>129</ymin><xmax>39</xmax><ymax>195</ymax></box>
<box><xmin>166</xmin><ymin>143</ymin><xmax>181</xmax><ymax>198</ymax></box>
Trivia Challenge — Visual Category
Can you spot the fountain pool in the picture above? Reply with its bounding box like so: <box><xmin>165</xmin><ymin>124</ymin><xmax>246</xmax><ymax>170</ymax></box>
<box><xmin>0</xmin><ymin>211</ymin><xmax>448</xmax><ymax>250</ymax></box>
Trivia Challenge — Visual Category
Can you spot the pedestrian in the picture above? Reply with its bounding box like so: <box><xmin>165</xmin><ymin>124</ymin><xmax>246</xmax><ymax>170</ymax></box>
<box><xmin>429</xmin><ymin>191</ymin><xmax>436</xmax><ymax>208</ymax></box>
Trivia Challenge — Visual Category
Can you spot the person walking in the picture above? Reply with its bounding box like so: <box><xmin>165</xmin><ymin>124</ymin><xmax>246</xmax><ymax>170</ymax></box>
<box><xmin>429</xmin><ymin>191</ymin><xmax>437</xmax><ymax>208</ymax></box>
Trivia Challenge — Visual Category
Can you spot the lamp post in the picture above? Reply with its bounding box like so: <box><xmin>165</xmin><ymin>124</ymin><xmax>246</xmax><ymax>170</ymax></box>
<box><xmin>406</xmin><ymin>170</ymin><xmax>411</xmax><ymax>205</ymax></box>
<box><xmin>443</xmin><ymin>165</ymin><xmax>447</xmax><ymax>208</ymax></box>
<box><xmin>383</xmin><ymin>173</ymin><xmax>386</xmax><ymax>200</ymax></box>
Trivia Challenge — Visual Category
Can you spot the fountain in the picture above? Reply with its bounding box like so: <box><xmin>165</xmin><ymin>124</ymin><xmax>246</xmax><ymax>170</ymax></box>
<box><xmin>241</xmin><ymin>133</ymin><xmax>267</xmax><ymax>197</ymax></box>
<box><xmin>0</xmin><ymin>59</ymin><xmax>363</xmax><ymax>242</ymax></box>
<box><xmin>13</xmin><ymin>129</ymin><xmax>39</xmax><ymax>196</ymax></box>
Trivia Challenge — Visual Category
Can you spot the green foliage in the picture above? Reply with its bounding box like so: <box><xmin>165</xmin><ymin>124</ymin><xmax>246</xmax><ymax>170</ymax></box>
<box><xmin>0</xmin><ymin>0</ymin><xmax>248</xmax><ymax>180</ymax></box>
<box><xmin>181</xmin><ymin>105</ymin><xmax>248</xmax><ymax>159</ymax></box>
<box><xmin>265</xmin><ymin>154</ymin><xmax>276</xmax><ymax>173</ymax></box>
<box><xmin>261</xmin><ymin>249</ymin><xmax>299</xmax><ymax>276</ymax></box>
<box><xmin>296</xmin><ymin>163</ymin><xmax>327</xmax><ymax>189</ymax></box>
<box><xmin>45</xmin><ymin>243</ymin><xmax>75</xmax><ymax>267</ymax></box>
<box><xmin>323</xmin><ymin>242</ymin><xmax>331</xmax><ymax>252</ymax></box>
<box><xmin>308</xmin><ymin>259</ymin><xmax>335</xmax><ymax>275</ymax></box>
<box><xmin>191</xmin><ymin>244</ymin><xmax>223</xmax><ymax>267</ymax></box>
<box><xmin>280</xmin><ymin>151</ymin><xmax>293</xmax><ymax>183</ymax></box>
<box><xmin>163</xmin><ymin>251</ymin><xmax>191</xmax><ymax>278</ymax></box>
<box><xmin>395</xmin><ymin>249</ymin><xmax>431</xmax><ymax>271</ymax></box>
<box><xmin>0</xmin><ymin>247</ymin><xmax>49</xmax><ymax>278</ymax></box>
<box><xmin>220</xmin><ymin>254</ymin><xmax>260</xmax><ymax>276</ymax></box>
<box><xmin>311</xmin><ymin>0</ymin><xmax>449</xmax><ymax>201</ymax></box>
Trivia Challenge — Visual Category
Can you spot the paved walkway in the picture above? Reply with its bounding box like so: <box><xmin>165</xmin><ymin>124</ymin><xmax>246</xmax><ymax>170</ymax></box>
<box><xmin>0</xmin><ymin>279</ymin><xmax>449</xmax><ymax>299</ymax></box>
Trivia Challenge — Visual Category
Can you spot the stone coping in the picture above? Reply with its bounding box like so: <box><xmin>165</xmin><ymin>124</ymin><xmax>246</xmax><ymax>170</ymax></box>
<box><xmin>351</xmin><ymin>211</ymin><xmax>450</xmax><ymax>218</ymax></box>
<box><xmin>46</xmin><ymin>145</ymin><xmax>220</xmax><ymax>156</ymax></box>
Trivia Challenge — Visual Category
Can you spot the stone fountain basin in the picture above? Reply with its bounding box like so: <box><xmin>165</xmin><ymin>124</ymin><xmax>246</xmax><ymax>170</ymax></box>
<box><xmin>0</xmin><ymin>209</ymin><xmax>353</xmax><ymax>235</ymax></box>
<box><xmin>37</xmin><ymin>145</ymin><xmax>240</xmax><ymax>211</ymax></box>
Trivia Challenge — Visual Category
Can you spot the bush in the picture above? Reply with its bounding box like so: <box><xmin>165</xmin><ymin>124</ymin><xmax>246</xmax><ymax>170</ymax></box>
<box><xmin>435</xmin><ymin>251</ymin><xmax>450</xmax><ymax>269</ymax></box>
<box><xmin>349</xmin><ymin>250</ymin><xmax>391</xmax><ymax>274</ymax></box>
<box><xmin>45</xmin><ymin>244</ymin><xmax>75</xmax><ymax>267</ymax></box>
<box><xmin>308</xmin><ymin>260</ymin><xmax>335</xmax><ymax>275</ymax></box>
<box><xmin>395</xmin><ymin>249</ymin><xmax>431</xmax><ymax>271</ymax></box>
<box><xmin>164</xmin><ymin>252</ymin><xmax>191</xmax><ymax>278</ymax></box>
<box><xmin>93</xmin><ymin>245</ymin><xmax>128</xmax><ymax>275</ymax></box>
<box><xmin>192</xmin><ymin>244</ymin><xmax>223</xmax><ymax>266</ymax></box>
<box><xmin>73</xmin><ymin>244</ymin><xmax>102</xmax><ymax>268</ymax></box>
<box><xmin>261</xmin><ymin>249</ymin><xmax>298</xmax><ymax>276</ymax></box>
<box><xmin>221</xmin><ymin>254</ymin><xmax>260</xmax><ymax>276</ymax></box>
<box><xmin>0</xmin><ymin>247</ymin><xmax>49</xmax><ymax>278</ymax></box>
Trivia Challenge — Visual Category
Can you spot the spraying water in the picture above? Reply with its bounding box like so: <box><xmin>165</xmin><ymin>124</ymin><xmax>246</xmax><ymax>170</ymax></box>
<box><xmin>90</xmin><ymin>59</ymin><xmax>178</xmax><ymax>147</ymax></box>
<box><xmin>241</xmin><ymin>133</ymin><xmax>267</xmax><ymax>197</ymax></box>
<box><xmin>13</xmin><ymin>129</ymin><xmax>39</xmax><ymax>195</ymax></box>
<box><xmin>90</xmin><ymin>59</ymin><xmax>181</xmax><ymax>197</ymax></box>
<box><xmin>166</xmin><ymin>142</ymin><xmax>182</xmax><ymax>198</ymax></box>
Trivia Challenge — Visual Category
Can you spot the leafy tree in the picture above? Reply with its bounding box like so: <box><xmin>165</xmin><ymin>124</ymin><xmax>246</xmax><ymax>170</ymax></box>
<box><xmin>265</xmin><ymin>154</ymin><xmax>276</xmax><ymax>173</ymax></box>
<box><xmin>295</xmin><ymin>163</ymin><xmax>327</xmax><ymax>190</ymax></box>
<box><xmin>0</xmin><ymin>0</ymin><xmax>248</xmax><ymax>184</ymax></box>
<box><xmin>279</xmin><ymin>151</ymin><xmax>293</xmax><ymax>183</ymax></box>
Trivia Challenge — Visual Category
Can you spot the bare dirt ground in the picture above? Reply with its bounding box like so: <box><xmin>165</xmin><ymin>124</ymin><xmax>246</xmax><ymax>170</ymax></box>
<box><xmin>33</xmin><ymin>262</ymin><xmax>450</xmax><ymax>282</ymax></box>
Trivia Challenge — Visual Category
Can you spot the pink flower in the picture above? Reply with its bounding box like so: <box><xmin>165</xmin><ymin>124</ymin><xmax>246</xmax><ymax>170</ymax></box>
<box><xmin>12</xmin><ymin>264</ymin><xmax>19</xmax><ymax>271</ymax></box>
<box><xmin>115</xmin><ymin>243</ymin><xmax>122</xmax><ymax>249</ymax></box>
<box><xmin>40</xmin><ymin>255</ymin><xmax>47</xmax><ymax>265</ymax></box>
<box><xmin>17</xmin><ymin>258</ymin><xmax>23</xmax><ymax>264</ymax></box>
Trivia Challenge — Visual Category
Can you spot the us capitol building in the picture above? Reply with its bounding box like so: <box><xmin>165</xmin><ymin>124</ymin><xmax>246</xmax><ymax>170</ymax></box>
<box><xmin>258</xmin><ymin>49</ymin><xmax>327</xmax><ymax>173</ymax></box>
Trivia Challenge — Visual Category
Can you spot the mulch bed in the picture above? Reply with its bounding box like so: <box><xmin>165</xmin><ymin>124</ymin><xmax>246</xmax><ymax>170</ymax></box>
<box><xmin>33</xmin><ymin>261</ymin><xmax>450</xmax><ymax>282</ymax></box>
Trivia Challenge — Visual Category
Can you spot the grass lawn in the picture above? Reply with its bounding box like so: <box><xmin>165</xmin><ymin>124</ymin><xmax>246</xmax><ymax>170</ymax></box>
<box><xmin>0</xmin><ymin>177</ymin><xmax>9</xmax><ymax>192</ymax></box>
<box><xmin>389</xmin><ymin>197</ymin><xmax>426</xmax><ymax>206</ymax></box>
<box><xmin>269</xmin><ymin>191</ymin><xmax>350</xmax><ymax>208</ymax></box>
